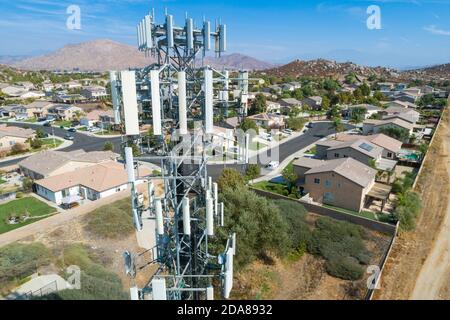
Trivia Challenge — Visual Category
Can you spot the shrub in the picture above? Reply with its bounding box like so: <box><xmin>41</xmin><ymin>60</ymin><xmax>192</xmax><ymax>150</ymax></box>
<box><xmin>217</xmin><ymin>168</ymin><xmax>246</xmax><ymax>190</ymax></box>
<box><xmin>394</xmin><ymin>191</ymin><xmax>422</xmax><ymax>231</ymax></box>
<box><xmin>215</xmin><ymin>186</ymin><xmax>290</xmax><ymax>270</ymax></box>
<box><xmin>0</xmin><ymin>243</ymin><xmax>51</xmax><ymax>286</ymax></box>
<box><xmin>326</xmin><ymin>256</ymin><xmax>364</xmax><ymax>281</ymax></box>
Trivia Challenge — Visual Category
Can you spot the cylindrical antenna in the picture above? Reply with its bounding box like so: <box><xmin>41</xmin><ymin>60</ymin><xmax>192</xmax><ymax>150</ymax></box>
<box><xmin>125</xmin><ymin>147</ymin><xmax>141</xmax><ymax>231</ymax></box>
<box><xmin>206</xmin><ymin>286</ymin><xmax>214</xmax><ymax>300</ymax></box>
<box><xmin>155</xmin><ymin>199</ymin><xmax>164</xmax><ymax>236</ymax></box>
<box><xmin>178</xmin><ymin>71</ymin><xmax>188</xmax><ymax>135</ymax></box>
<box><xmin>148</xmin><ymin>181</ymin><xmax>154</xmax><ymax>210</ymax></box>
<box><xmin>182</xmin><ymin>197</ymin><xmax>191</xmax><ymax>236</ymax></box>
<box><xmin>213</xmin><ymin>182</ymin><xmax>218</xmax><ymax>216</ymax></box>
<box><xmin>220</xmin><ymin>202</ymin><xmax>224</xmax><ymax>227</ymax></box>
<box><xmin>206</xmin><ymin>195</ymin><xmax>214</xmax><ymax>236</ymax></box>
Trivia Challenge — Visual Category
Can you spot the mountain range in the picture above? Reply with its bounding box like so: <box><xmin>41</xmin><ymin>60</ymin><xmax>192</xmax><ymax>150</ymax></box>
<box><xmin>12</xmin><ymin>39</ymin><xmax>273</xmax><ymax>72</ymax></box>
<box><xmin>3</xmin><ymin>39</ymin><xmax>450</xmax><ymax>80</ymax></box>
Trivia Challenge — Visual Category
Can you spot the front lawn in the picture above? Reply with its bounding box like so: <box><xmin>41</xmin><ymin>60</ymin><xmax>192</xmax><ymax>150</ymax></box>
<box><xmin>40</xmin><ymin>138</ymin><xmax>64</xmax><ymax>148</ymax></box>
<box><xmin>249</xmin><ymin>141</ymin><xmax>267</xmax><ymax>151</ymax></box>
<box><xmin>54</xmin><ymin>120</ymin><xmax>72</xmax><ymax>128</ymax></box>
<box><xmin>0</xmin><ymin>197</ymin><xmax>57</xmax><ymax>234</ymax></box>
<box><xmin>253</xmin><ymin>181</ymin><xmax>292</xmax><ymax>198</ymax></box>
<box><xmin>322</xmin><ymin>204</ymin><xmax>380</xmax><ymax>222</ymax></box>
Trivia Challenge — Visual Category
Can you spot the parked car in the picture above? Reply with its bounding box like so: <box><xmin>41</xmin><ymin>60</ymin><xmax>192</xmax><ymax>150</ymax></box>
<box><xmin>71</xmin><ymin>120</ymin><xmax>80</xmax><ymax>127</ymax></box>
<box><xmin>67</xmin><ymin>128</ymin><xmax>77</xmax><ymax>133</ymax></box>
<box><xmin>265</xmin><ymin>161</ymin><xmax>280</xmax><ymax>170</ymax></box>
<box><xmin>64</xmin><ymin>134</ymin><xmax>74</xmax><ymax>141</ymax></box>
<box><xmin>62</xmin><ymin>202</ymin><xmax>80</xmax><ymax>210</ymax></box>
<box><xmin>43</xmin><ymin>122</ymin><xmax>52</xmax><ymax>127</ymax></box>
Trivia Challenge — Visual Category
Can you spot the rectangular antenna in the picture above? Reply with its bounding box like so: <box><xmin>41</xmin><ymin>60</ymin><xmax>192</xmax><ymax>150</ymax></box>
<box><xmin>182</xmin><ymin>197</ymin><xmax>191</xmax><ymax>236</ymax></box>
<box><xmin>166</xmin><ymin>14</ymin><xmax>174</xmax><ymax>48</ymax></box>
<box><xmin>150</xmin><ymin>70</ymin><xmax>162</xmax><ymax>135</ymax></box>
<box><xmin>220</xmin><ymin>24</ymin><xmax>227</xmax><ymax>52</ymax></box>
<box><xmin>223</xmin><ymin>247</ymin><xmax>234</xmax><ymax>299</ymax></box>
<box><xmin>206</xmin><ymin>195</ymin><xmax>214</xmax><ymax>236</ymax></box>
<box><xmin>155</xmin><ymin>199</ymin><xmax>164</xmax><ymax>235</ymax></box>
<box><xmin>152</xmin><ymin>278</ymin><xmax>167</xmax><ymax>300</ymax></box>
<box><xmin>144</xmin><ymin>15</ymin><xmax>153</xmax><ymax>49</ymax></box>
<box><xmin>204</xmin><ymin>69</ymin><xmax>213</xmax><ymax>134</ymax></box>
<box><xmin>186</xmin><ymin>18</ymin><xmax>194</xmax><ymax>50</ymax></box>
<box><xmin>109</xmin><ymin>71</ymin><xmax>121</xmax><ymax>124</ymax></box>
<box><xmin>178</xmin><ymin>71</ymin><xmax>188</xmax><ymax>135</ymax></box>
<box><xmin>204</xmin><ymin>21</ymin><xmax>211</xmax><ymax>52</ymax></box>
<box><xmin>120</xmin><ymin>70</ymin><xmax>140</xmax><ymax>136</ymax></box>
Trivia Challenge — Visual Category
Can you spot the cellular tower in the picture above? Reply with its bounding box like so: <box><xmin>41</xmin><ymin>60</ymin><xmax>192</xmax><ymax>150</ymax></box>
<box><xmin>110</xmin><ymin>10</ymin><xmax>250</xmax><ymax>300</ymax></box>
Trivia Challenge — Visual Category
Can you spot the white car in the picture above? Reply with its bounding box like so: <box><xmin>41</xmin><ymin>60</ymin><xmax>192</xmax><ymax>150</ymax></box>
<box><xmin>265</xmin><ymin>161</ymin><xmax>280</xmax><ymax>170</ymax></box>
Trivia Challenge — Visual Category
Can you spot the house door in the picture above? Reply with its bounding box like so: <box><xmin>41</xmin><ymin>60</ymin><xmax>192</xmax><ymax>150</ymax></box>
<box><xmin>80</xmin><ymin>187</ymin><xmax>87</xmax><ymax>199</ymax></box>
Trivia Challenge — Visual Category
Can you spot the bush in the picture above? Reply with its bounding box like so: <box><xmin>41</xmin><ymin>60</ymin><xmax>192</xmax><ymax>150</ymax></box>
<box><xmin>0</xmin><ymin>243</ymin><xmax>51</xmax><ymax>286</ymax></box>
<box><xmin>103</xmin><ymin>142</ymin><xmax>114</xmax><ymax>151</ymax></box>
<box><xmin>215</xmin><ymin>186</ymin><xmax>290</xmax><ymax>270</ymax></box>
<box><xmin>274</xmin><ymin>200</ymin><xmax>311</xmax><ymax>251</ymax></box>
<box><xmin>10</xmin><ymin>143</ymin><xmax>28</xmax><ymax>155</ymax></box>
<box><xmin>84</xmin><ymin>198</ymin><xmax>134</xmax><ymax>239</ymax></box>
<box><xmin>307</xmin><ymin>217</ymin><xmax>370</xmax><ymax>281</ymax></box>
<box><xmin>37</xmin><ymin>244</ymin><xmax>129</xmax><ymax>300</ymax></box>
<box><xmin>394</xmin><ymin>191</ymin><xmax>422</xmax><ymax>231</ymax></box>
<box><xmin>217</xmin><ymin>168</ymin><xmax>246</xmax><ymax>190</ymax></box>
<box><xmin>326</xmin><ymin>256</ymin><xmax>364</xmax><ymax>280</ymax></box>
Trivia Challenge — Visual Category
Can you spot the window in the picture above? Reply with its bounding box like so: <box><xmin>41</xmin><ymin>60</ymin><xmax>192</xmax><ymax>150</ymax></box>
<box><xmin>337</xmin><ymin>182</ymin><xmax>342</xmax><ymax>188</ymax></box>
<box><xmin>324</xmin><ymin>192</ymin><xmax>334</xmax><ymax>202</ymax></box>
<box><xmin>314</xmin><ymin>178</ymin><xmax>321</xmax><ymax>184</ymax></box>
<box><xmin>387</xmin><ymin>152</ymin><xmax>393</xmax><ymax>158</ymax></box>
<box><xmin>334</xmin><ymin>153</ymin><xmax>340</xmax><ymax>158</ymax></box>
<box><xmin>325</xmin><ymin>180</ymin><xmax>332</xmax><ymax>188</ymax></box>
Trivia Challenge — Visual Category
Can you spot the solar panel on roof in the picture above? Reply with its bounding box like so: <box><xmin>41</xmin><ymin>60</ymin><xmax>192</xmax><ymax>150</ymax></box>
<box><xmin>359</xmin><ymin>142</ymin><xmax>374</xmax><ymax>152</ymax></box>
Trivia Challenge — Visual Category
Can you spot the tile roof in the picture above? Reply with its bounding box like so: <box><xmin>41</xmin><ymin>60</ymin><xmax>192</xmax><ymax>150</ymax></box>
<box><xmin>305</xmin><ymin>158</ymin><xmax>376</xmax><ymax>187</ymax></box>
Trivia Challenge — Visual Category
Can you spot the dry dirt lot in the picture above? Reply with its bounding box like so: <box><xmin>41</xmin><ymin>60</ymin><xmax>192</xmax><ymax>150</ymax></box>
<box><xmin>374</xmin><ymin>108</ymin><xmax>450</xmax><ymax>300</ymax></box>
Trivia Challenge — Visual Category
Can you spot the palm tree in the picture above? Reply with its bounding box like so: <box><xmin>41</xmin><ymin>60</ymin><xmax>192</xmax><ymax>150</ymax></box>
<box><xmin>330</xmin><ymin>117</ymin><xmax>344</xmax><ymax>138</ymax></box>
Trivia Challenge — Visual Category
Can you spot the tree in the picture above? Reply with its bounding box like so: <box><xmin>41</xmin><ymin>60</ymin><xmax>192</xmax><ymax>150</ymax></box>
<box><xmin>35</xmin><ymin>128</ymin><xmax>46</xmax><ymax>139</ymax></box>
<box><xmin>22</xmin><ymin>177</ymin><xmax>34</xmax><ymax>192</ymax></box>
<box><xmin>330</xmin><ymin>117</ymin><xmax>344</xmax><ymax>138</ymax></box>
<box><xmin>245</xmin><ymin>164</ymin><xmax>261</xmax><ymax>182</ymax></box>
<box><xmin>282</xmin><ymin>163</ymin><xmax>298</xmax><ymax>194</ymax></box>
<box><xmin>349</xmin><ymin>107</ymin><xmax>366</xmax><ymax>125</ymax></box>
<box><xmin>217</xmin><ymin>168</ymin><xmax>246</xmax><ymax>190</ymax></box>
<box><xmin>394</xmin><ymin>191</ymin><xmax>422</xmax><ymax>231</ymax></box>
<box><xmin>218</xmin><ymin>186</ymin><xmax>290</xmax><ymax>269</ymax></box>
<box><xmin>10</xmin><ymin>143</ymin><xmax>27</xmax><ymax>155</ymax></box>
<box><xmin>286</xmin><ymin>116</ymin><xmax>306</xmax><ymax>132</ymax></box>
<box><xmin>249</xmin><ymin>94</ymin><xmax>266</xmax><ymax>115</ymax></box>
<box><xmin>103</xmin><ymin>141</ymin><xmax>114</xmax><ymax>151</ymax></box>
<box><xmin>359</xmin><ymin>83</ymin><xmax>371</xmax><ymax>97</ymax></box>
<box><xmin>30</xmin><ymin>138</ymin><xmax>43</xmax><ymax>149</ymax></box>
<box><xmin>418</xmin><ymin>143</ymin><xmax>428</xmax><ymax>161</ymax></box>
<box><xmin>239</xmin><ymin>118</ymin><xmax>259</xmax><ymax>134</ymax></box>
<box><xmin>378</xmin><ymin>127</ymin><xmax>410</xmax><ymax>142</ymax></box>
<box><xmin>321</xmin><ymin>96</ymin><xmax>331</xmax><ymax>110</ymax></box>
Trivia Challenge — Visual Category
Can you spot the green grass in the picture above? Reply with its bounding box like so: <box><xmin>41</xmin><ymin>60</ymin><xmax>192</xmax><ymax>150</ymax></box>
<box><xmin>40</xmin><ymin>138</ymin><xmax>63</xmax><ymax>148</ymax></box>
<box><xmin>253</xmin><ymin>181</ymin><xmax>291</xmax><ymax>197</ymax></box>
<box><xmin>94</xmin><ymin>130</ymin><xmax>121</xmax><ymax>136</ymax></box>
<box><xmin>84</xmin><ymin>198</ymin><xmax>134</xmax><ymax>239</ymax></box>
<box><xmin>54</xmin><ymin>120</ymin><xmax>72</xmax><ymax>128</ymax></box>
<box><xmin>305</xmin><ymin>146</ymin><xmax>317</xmax><ymax>155</ymax></box>
<box><xmin>0</xmin><ymin>197</ymin><xmax>57</xmax><ymax>234</ymax></box>
<box><xmin>24</xmin><ymin>118</ymin><xmax>37</xmax><ymax>123</ymax></box>
<box><xmin>322</xmin><ymin>204</ymin><xmax>380</xmax><ymax>221</ymax></box>
<box><xmin>0</xmin><ymin>177</ymin><xmax>6</xmax><ymax>185</ymax></box>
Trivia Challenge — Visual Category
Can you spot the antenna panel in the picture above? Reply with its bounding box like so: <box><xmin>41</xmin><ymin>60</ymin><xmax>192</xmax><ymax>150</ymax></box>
<box><xmin>109</xmin><ymin>71</ymin><xmax>121</xmax><ymax>124</ymax></box>
<box><xmin>178</xmin><ymin>71</ymin><xmax>188</xmax><ymax>135</ymax></box>
<box><xmin>121</xmin><ymin>71</ymin><xmax>140</xmax><ymax>136</ymax></box>
<box><xmin>150</xmin><ymin>70</ymin><xmax>162</xmax><ymax>135</ymax></box>
<box><xmin>152</xmin><ymin>278</ymin><xmax>167</xmax><ymax>300</ymax></box>
<box><xmin>186</xmin><ymin>18</ymin><xmax>194</xmax><ymax>50</ymax></box>
<box><xmin>204</xmin><ymin>69</ymin><xmax>214</xmax><ymax>134</ymax></box>
<box><xmin>166</xmin><ymin>15</ymin><xmax>174</xmax><ymax>48</ymax></box>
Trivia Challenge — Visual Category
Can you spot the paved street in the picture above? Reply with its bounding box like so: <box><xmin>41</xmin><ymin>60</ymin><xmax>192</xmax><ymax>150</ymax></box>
<box><xmin>0</xmin><ymin>121</ymin><xmax>353</xmax><ymax>181</ymax></box>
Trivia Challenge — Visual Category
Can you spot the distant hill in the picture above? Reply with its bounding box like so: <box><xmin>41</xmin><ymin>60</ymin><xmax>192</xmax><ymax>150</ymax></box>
<box><xmin>13</xmin><ymin>39</ymin><xmax>273</xmax><ymax>72</ymax></box>
<box><xmin>402</xmin><ymin>63</ymin><xmax>450</xmax><ymax>81</ymax></box>
<box><xmin>261</xmin><ymin>58</ymin><xmax>398</xmax><ymax>79</ymax></box>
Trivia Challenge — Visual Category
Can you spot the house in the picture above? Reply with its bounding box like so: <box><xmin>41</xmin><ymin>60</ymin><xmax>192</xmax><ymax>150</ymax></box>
<box><xmin>378</xmin><ymin>82</ymin><xmax>395</xmax><ymax>92</ymax></box>
<box><xmin>81</xmin><ymin>86</ymin><xmax>108</xmax><ymax>100</ymax></box>
<box><xmin>18</xmin><ymin>91</ymin><xmax>46</xmax><ymax>99</ymax></box>
<box><xmin>316</xmin><ymin>138</ymin><xmax>397</xmax><ymax>172</ymax></box>
<box><xmin>302</xmin><ymin>96</ymin><xmax>323</xmax><ymax>110</ymax></box>
<box><xmin>267</xmin><ymin>85</ymin><xmax>282</xmax><ymax>94</ymax></box>
<box><xmin>342</xmin><ymin>104</ymin><xmax>380</xmax><ymax>120</ymax></box>
<box><xmin>35</xmin><ymin>161</ymin><xmax>151</xmax><ymax>205</ymax></box>
<box><xmin>279</xmin><ymin>98</ymin><xmax>302</xmax><ymax>113</ymax></box>
<box><xmin>402</xmin><ymin>87</ymin><xmax>422</xmax><ymax>96</ymax></box>
<box><xmin>15</xmin><ymin>81</ymin><xmax>35</xmax><ymax>90</ymax></box>
<box><xmin>336</xmin><ymin>133</ymin><xmax>402</xmax><ymax>160</ymax></box>
<box><xmin>80</xmin><ymin>109</ymin><xmax>115</xmax><ymax>127</ymax></box>
<box><xmin>63</xmin><ymin>81</ymin><xmax>82</xmax><ymax>89</ymax></box>
<box><xmin>395</xmin><ymin>91</ymin><xmax>420</xmax><ymax>104</ymax></box>
<box><xmin>395</xmin><ymin>83</ymin><xmax>407</xmax><ymax>91</ymax></box>
<box><xmin>295</xmin><ymin>157</ymin><xmax>377</xmax><ymax>212</ymax></box>
<box><xmin>381</xmin><ymin>106</ymin><xmax>420</xmax><ymax>123</ymax></box>
<box><xmin>362</xmin><ymin>118</ymin><xmax>414</xmax><ymax>136</ymax></box>
<box><xmin>19</xmin><ymin>149</ymin><xmax>119</xmax><ymax>180</ymax></box>
<box><xmin>382</xmin><ymin>113</ymin><xmax>417</xmax><ymax>125</ymax></box>
<box><xmin>387</xmin><ymin>100</ymin><xmax>418</xmax><ymax>109</ymax></box>
<box><xmin>53</xmin><ymin>93</ymin><xmax>86</xmax><ymax>104</ymax></box>
<box><xmin>211</xmin><ymin>126</ymin><xmax>235</xmax><ymax>153</ymax></box>
<box><xmin>266</xmin><ymin>101</ymin><xmax>282</xmax><ymax>114</ymax></box>
<box><xmin>1</xmin><ymin>85</ymin><xmax>26</xmax><ymax>97</ymax></box>
<box><xmin>47</xmin><ymin>104</ymin><xmax>83</xmax><ymax>120</ymax></box>
<box><xmin>282</xmin><ymin>83</ymin><xmax>296</xmax><ymax>92</ymax></box>
<box><xmin>0</xmin><ymin>104</ymin><xmax>28</xmax><ymax>118</ymax></box>
<box><xmin>0</xmin><ymin>124</ymin><xmax>35</xmax><ymax>152</ymax></box>
<box><xmin>23</xmin><ymin>100</ymin><xmax>54</xmax><ymax>119</ymax></box>
<box><xmin>247</xmin><ymin>113</ymin><xmax>285</xmax><ymax>128</ymax></box>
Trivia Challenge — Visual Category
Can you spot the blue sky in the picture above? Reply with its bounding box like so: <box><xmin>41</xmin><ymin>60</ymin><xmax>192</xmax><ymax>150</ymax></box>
<box><xmin>1</xmin><ymin>0</ymin><xmax>450</xmax><ymax>68</ymax></box>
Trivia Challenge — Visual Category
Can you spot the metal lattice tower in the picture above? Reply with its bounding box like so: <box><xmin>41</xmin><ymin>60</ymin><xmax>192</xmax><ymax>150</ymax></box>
<box><xmin>109</xmin><ymin>10</ymin><xmax>247</xmax><ymax>300</ymax></box>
